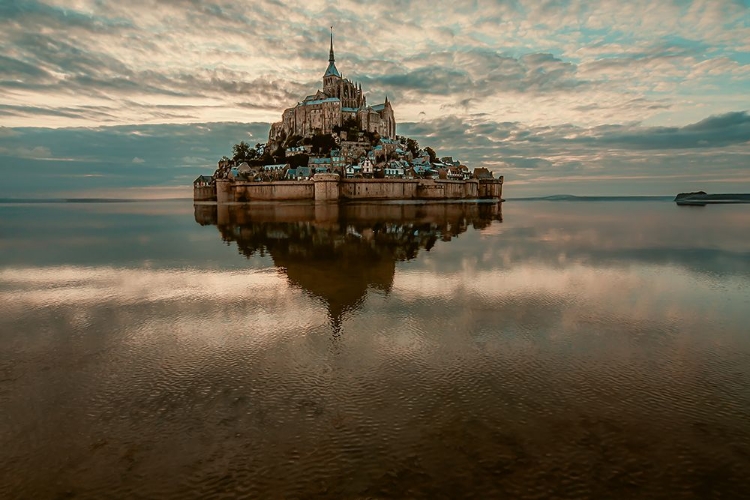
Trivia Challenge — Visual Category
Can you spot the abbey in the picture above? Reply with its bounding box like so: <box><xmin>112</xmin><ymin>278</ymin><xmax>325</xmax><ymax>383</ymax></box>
<box><xmin>269</xmin><ymin>32</ymin><xmax>396</xmax><ymax>143</ymax></box>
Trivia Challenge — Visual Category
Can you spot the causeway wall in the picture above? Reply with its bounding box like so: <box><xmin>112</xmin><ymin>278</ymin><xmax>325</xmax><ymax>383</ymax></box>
<box><xmin>210</xmin><ymin>176</ymin><xmax>503</xmax><ymax>204</ymax></box>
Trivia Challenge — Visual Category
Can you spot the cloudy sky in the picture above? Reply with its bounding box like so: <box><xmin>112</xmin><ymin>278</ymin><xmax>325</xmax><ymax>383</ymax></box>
<box><xmin>1</xmin><ymin>0</ymin><xmax>749</xmax><ymax>197</ymax></box>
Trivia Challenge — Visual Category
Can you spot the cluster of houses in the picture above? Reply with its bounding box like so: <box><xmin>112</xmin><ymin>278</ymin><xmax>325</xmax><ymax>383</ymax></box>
<box><xmin>200</xmin><ymin>137</ymin><xmax>495</xmax><ymax>186</ymax></box>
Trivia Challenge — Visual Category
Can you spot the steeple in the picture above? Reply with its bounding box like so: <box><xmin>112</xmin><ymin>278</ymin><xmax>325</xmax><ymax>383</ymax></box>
<box><xmin>323</xmin><ymin>26</ymin><xmax>341</xmax><ymax>79</ymax></box>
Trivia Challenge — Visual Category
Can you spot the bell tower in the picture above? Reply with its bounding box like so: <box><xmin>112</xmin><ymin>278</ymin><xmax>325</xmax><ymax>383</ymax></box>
<box><xmin>323</xmin><ymin>27</ymin><xmax>341</xmax><ymax>95</ymax></box>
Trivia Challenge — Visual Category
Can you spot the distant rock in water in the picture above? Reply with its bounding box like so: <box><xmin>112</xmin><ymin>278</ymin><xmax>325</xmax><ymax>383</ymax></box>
<box><xmin>675</xmin><ymin>192</ymin><xmax>750</xmax><ymax>205</ymax></box>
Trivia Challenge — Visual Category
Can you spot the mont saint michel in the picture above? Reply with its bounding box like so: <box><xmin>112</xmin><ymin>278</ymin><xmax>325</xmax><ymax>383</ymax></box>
<box><xmin>193</xmin><ymin>31</ymin><xmax>503</xmax><ymax>203</ymax></box>
<box><xmin>269</xmin><ymin>31</ymin><xmax>396</xmax><ymax>143</ymax></box>
<box><xmin>4</xmin><ymin>2</ymin><xmax>750</xmax><ymax>499</ymax></box>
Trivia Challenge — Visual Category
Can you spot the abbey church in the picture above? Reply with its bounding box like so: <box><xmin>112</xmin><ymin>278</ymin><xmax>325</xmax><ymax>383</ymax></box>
<box><xmin>269</xmin><ymin>32</ymin><xmax>396</xmax><ymax>143</ymax></box>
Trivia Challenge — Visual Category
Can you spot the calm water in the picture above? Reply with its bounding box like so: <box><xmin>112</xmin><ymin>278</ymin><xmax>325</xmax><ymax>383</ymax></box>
<box><xmin>1</xmin><ymin>199</ymin><xmax>749</xmax><ymax>499</ymax></box>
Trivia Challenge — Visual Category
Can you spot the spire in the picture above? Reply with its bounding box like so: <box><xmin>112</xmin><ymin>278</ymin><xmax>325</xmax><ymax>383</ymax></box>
<box><xmin>323</xmin><ymin>26</ymin><xmax>341</xmax><ymax>79</ymax></box>
<box><xmin>329</xmin><ymin>26</ymin><xmax>335</xmax><ymax>63</ymax></box>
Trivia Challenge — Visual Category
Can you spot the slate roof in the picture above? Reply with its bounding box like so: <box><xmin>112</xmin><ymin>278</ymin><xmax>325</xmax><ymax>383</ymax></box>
<box><xmin>324</xmin><ymin>61</ymin><xmax>341</xmax><ymax>78</ymax></box>
<box><xmin>301</xmin><ymin>97</ymin><xmax>340</xmax><ymax>106</ymax></box>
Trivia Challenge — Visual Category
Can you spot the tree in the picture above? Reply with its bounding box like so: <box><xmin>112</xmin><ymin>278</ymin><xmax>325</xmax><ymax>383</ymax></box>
<box><xmin>311</xmin><ymin>133</ymin><xmax>337</xmax><ymax>155</ymax></box>
<box><xmin>261</xmin><ymin>151</ymin><xmax>275</xmax><ymax>166</ymax></box>
<box><xmin>406</xmin><ymin>138</ymin><xmax>420</xmax><ymax>156</ymax></box>
<box><xmin>424</xmin><ymin>146</ymin><xmax>437</xmax><ymax>163</ymax></box>
<box><xmin>232</xmin><ymin>141</ymin><xmax>253</xmax><ymax>162</ymax></box>
<box><xmin>288</xmin><ymin>153</ymin><xmax>309</xmax><ymax>169</ymax></box>
<box><xmin>284</xmin><ymin>134</ymin><xmax>303</xmax><ymax>148</ymax></box>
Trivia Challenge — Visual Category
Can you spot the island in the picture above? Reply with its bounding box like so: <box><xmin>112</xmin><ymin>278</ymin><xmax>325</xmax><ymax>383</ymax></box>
<box><xmin>194</xmin><ymin>31</ymin><xmax>503</xmax><ymax>204</ymax></box>
<box><xmin>675</xmin><ymin>192</ymin><xmax>750</xmax><ymax>205</ymax></box>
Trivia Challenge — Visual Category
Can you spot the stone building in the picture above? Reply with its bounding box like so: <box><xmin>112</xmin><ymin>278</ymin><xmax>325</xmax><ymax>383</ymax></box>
<box><xmin>269</xmin><ymin>31</ymin><xmax>396</xmax><ymax>144</ymax></box>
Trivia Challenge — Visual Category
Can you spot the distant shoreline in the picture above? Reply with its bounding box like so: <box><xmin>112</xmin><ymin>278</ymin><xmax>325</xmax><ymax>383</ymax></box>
<box><xmin>674</xmin><ymin>192</ymin><xmax>750</xmax><ymax>205</ymax></box>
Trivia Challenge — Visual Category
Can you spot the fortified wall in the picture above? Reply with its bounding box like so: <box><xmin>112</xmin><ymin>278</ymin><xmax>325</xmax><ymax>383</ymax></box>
<box><xmin>206</xmin><ymin>175</ymin><xmax>504</xmax><ymax>204</ymax></box>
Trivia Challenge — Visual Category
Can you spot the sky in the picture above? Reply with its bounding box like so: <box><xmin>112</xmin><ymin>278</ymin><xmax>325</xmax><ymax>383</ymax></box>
<box><xmin>0</xmin><ymin>0</ymin><xmax>749</xmax><ymax>198</ymax></box>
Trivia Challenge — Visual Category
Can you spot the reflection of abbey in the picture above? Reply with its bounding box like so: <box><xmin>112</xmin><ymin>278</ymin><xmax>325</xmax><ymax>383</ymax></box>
<box><xmin>194</xmin><ymin>202</ymin><xmax>502</xmax><ymax>332</ymax></box>
<box><xmin>269</xmin><ymin>32</ymin><xmax>396</xmax><ymax>143</ymax></box>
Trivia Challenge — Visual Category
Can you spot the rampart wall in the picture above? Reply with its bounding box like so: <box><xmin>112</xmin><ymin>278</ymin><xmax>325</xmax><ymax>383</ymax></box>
<box><xmin>193</xmin><ymin>186</ymin><xmax>216</xmax><ymax>202</ymax></box>
<box><xmin>205</xmin><ymin>176</ymin><xmax>503</xmax><ymax>204</ymax></box>
<box><xmin>216</xmin><ymin>179</ymin><xmax>314</xmax><ymax>203</ymax></box>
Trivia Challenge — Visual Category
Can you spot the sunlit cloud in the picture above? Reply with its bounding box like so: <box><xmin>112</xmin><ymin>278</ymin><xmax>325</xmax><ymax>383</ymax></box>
<box><xmin>0</xmin><ymin>0</ymin><xmax>748</xmax><ymax>196</ymax></box>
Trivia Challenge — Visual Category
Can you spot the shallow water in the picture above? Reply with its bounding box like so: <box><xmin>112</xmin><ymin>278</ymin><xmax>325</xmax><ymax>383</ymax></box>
<box><xmin>1</xmin><ymin>199</ymin><xmax>749</xmax><ymax>499</ymax></box>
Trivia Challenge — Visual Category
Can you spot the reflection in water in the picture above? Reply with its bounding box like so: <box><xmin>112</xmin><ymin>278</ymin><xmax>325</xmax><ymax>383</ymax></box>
<box><xmin>1</xmin><ymin>200</ymin><xmax>749</xmax><ymax>499</ymax></box>
<box><xmin>196</xmin><ymin>202</ymin><xmax>502</xmax><ymax>331</ymax></box>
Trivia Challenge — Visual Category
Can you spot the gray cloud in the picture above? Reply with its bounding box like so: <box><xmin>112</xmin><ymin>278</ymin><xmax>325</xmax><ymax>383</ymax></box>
<box><xmin>0</xmin><ymin>1</ymin><xmax>748</xmax><ymax>197</ymax></box>
<box><xmin>1</xmin><ymin>110</ymin><xmax>747</xmax><ymax>198</ymax></box>
<box><xmin>5</xmin><ymin>0</ymin><xmax>742</xmax><ymax>128</ymax></box>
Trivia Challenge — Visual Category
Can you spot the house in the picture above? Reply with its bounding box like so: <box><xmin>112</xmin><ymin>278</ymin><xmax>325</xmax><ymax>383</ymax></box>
<box><xmin>411</xmin><ymin>163</ymin><xmax>437</xmax><ymax>178</ymax></box>
<box><xmin>380</xmin><ymin>138</ymin><xmax>398</xmax><ymax>155</ymax></box>
<box><xmin>440</xmin><ymin>156</ymin><xmax>460</xmax><ymax>167</ymax></box>
<box><xmin>309</xmin><ymin>157</ymin><xmax>332</xmax><ymax>172</ymax></box>
<box><xmin>345</xmin><ymin>164</ymin><xmax>362</xmax><ymax>178</ymax></box>
<box><xmin>286</xmin><ymin>145</ymin><xmax>311</xmax><ymax>157</ymax></box>
<box><xmin>384</xmin><ymin>161</ymin><xmax>404</xmax><ymax>178</ymax></box>
<box><xmin>458</xmin><ymin>165</ymin><xmax>471</xmax><ymax>180</ymax></box>
<box><xmin>473</xmin><ymin>167</ymin><xmax>494</xmax><ymax>180</ymax></box>
<box><xmin>286</xmin><ymin>166</ymin><xmax>312</xmax><ymax>180</ymax></box>
<box><xmin>412</xmin><ymin>156</ymin><xmax>430</xmax><ymax>167</ymax></box>
<box><xmin>371</xmin><ymin>144</ymin><xmax>385</xmax><ymax>163</ymax></box>
<box><xmin>360</xmin><ymin>157</ymin><xmax>374</xmax><ymax>177</ymax></box>
<box><xmin>264</xmin><ymin>163</ymin><xmax>288</xmax><ymax>172</ymax></box>
<box><xmin>193</xmin><ymin>175</ymin><xmax>213</xmax><ymax>187</ymax></box>
<box><xmin>330</xmin><ymin>153</ymin><xmax>346</xmax><ymax>174</ymax></box>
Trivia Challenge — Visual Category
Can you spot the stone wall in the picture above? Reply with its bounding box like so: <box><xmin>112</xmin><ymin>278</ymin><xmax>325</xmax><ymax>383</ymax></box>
<box><xmin>211</xmin><ymin>176</ymin><xmax>503</xmax><ymax>203</ymax></box>
<box><xmin>313</xmin><ymin>173</ymin><xmax>341</xmax><ymax>201</ymax></box>
<box><xmin>478</xmin><ymin>176</ymin><xmax>504</xmax><ymax>199</ymax></box>
<box><xmin>216</xmin><ymin>179</ymin><xmax>314</xmax><ymax>203</ymax></box>
<box><xmin>193</xmin><ymin>185</ymin><xmax>216</xmax><ymax>202</ymax></box>
<box><xmin>340</xmin><ymin>179</ymin><xmax>419</xmax><ymax>200</ymax></box>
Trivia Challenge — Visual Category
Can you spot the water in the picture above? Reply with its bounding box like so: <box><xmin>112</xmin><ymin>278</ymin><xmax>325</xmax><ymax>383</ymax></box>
<box><xmin>1</xmin><ymin>199</ymin><xmax>749</xmax><ymax>499</ymax></box>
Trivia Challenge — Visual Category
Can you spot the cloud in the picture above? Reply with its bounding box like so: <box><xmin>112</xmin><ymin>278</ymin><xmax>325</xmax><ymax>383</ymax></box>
<box><xmin>0</xmin><ymin>0</ymin><xmax>747</xmax><ymax>129</ymax></box>
<box><xmin>0</xmin><ymin>1</ymin><xmax>748</xmax><ymax>197</ymax></box>
<box><xmin>1</xmin><ymin>111</ymin><xmax>748</xmax><ymax>198</ymax></box>
<box><xmin>0</xmin><ymin>144</ymin><xmax>53</xmax><ymax>159</ymax></box>
<box><xmin>0</xmin><ymin>127</ymin><xmax>19</xmax><ymax>138</ymax></box>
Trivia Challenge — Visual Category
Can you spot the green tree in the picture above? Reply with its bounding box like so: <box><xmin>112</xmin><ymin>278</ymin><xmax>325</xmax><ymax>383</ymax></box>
<box><xmin>232</xmin><ymin>141</ymin><xmax>253</xmax><ymax>162</ymax></box>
